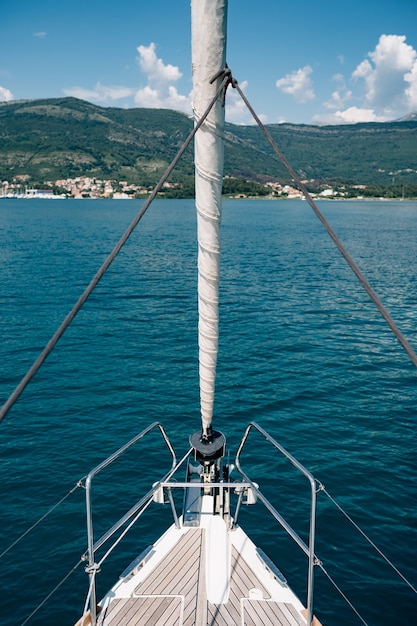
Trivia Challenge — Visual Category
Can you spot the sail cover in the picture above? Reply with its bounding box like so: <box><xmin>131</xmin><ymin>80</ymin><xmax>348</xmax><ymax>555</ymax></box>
<box><xmin>192</xmin><ymin>0</ymin><xmax>228</xmax><ymax>435</ymax></box>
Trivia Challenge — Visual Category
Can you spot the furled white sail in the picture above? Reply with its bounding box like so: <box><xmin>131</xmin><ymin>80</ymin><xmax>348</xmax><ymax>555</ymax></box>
<box><xmin>192</xmin><ymin>0</ymin><xmax>228</xmax><ymax>436</ymax></box>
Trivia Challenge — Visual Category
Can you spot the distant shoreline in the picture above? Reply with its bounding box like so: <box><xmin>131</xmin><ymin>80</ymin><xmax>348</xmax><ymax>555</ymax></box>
<box><xmin>1</xmin><ymin>195</ymin><xmax>416</xmax><ymax>202</ymax></box>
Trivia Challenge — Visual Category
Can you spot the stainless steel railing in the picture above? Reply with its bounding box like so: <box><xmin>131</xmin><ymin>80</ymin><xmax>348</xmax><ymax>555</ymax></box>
<box><xmin>82</xmin><ymin>422</ymin><xmax>318</xmax><ymax>626</ymax></box>
<box><xmin>235</xmin><ymin>422</ymin><xmax>318</xmax><ymax>626</ymax></box>
<box><xmin>84</xmin><ymin>422</ymin><xmax>178</xmax><ymax>625</ymax></box>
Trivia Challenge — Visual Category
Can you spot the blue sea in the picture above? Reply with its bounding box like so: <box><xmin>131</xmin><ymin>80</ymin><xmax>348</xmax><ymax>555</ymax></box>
<box><xmin>0</xmin><ymin>198</ymin><xmax>416</xmax><ymax>626</ymax></box>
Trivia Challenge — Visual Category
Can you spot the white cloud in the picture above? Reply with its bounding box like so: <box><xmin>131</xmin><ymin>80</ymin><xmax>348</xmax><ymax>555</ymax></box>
<box><xmin>405</xmin><ymin>61</ymin><xmax>417</xmax><ymax>108</ymax></box>
<box><xmin>133</xmin><ymin>85</ymin><xmax>160</xmax><ymax>107</ymax></box>
<box><xmin>33</xmin><ymin>32</ymin><xmax>46</xmax><ymax>39</ymax></box>
<box><xmin>0</xmin><ymin>86</ymin><xmax>13</xmax><ymax>101</ymax></box>
<box><xmin>331</xmin><ymin>107</ymin><xmax>383</xmax><ymax>124</ymax></box>
<box><xmin>352</xmin><ymin>34</ymin><xmax>417</xmax><ymax>117</ymax></box>
<box><xmin>276</xmin><ymin>66</ymin><xmax>315</xmax><ymax>103</ymax></box>
<box><xmin>63</xmin><ymin>42</ymin><xmax>191</xmax><ymax>111</ymax></box>
<box><xmin>323</xmin><ymin>90</ymin><xmax>352</xmax><ymax>110</ymax></box>
<box><xmin>324</xmin><ymin>75</ymin><xmax>352</xmax><ymax>110</ymax></box>
<box><xmin>135</xmin><ymin>43</ymin><xmax>191</xmax><ymax>113</ymax></box>
<box><xmin>313</xmin><ymin>106</ymin><xmax>386</xmax><ymax>125</ymax></box>
<box><xmin>137</xmin><ymin>43</ymin><xmax>182</xmax><ymax>84</ymax></box>
<box><xmin>64</xmin><ymin>82</ymin><xmax>133</xmax><ymax>103</ymax></box>
<box><xmin>317</xmin><ymin>34</ymin><xmax>417</xmax><ymax>124</ymax></box>
<box><xmin>135</xmin><ymin>84</ymin><xmax>189</xmax><ymax>111</ymax></box>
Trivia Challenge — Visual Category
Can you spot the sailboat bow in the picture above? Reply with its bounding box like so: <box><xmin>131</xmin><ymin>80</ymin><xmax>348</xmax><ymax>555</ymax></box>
<box><xmin>1</xmin><ymin>2</ymin><xmax>416</xmax><ymax>626</ymax></box>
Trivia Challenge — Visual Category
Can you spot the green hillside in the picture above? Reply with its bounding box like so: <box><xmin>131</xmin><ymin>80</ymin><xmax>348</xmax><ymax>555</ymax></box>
<box><xmin>229</xmin><ymin>122</ymin><xmax>417</xmax><ymax>185</ymax></box>
<box><xmin>0</xmin><ymin>97</ymin><xmax>416</xmax><ymax>192</ymax></box>
<box><xmin>0</xmin><ymin>98</ymin><xmax>194</xmax><ymax>186</ymax></box>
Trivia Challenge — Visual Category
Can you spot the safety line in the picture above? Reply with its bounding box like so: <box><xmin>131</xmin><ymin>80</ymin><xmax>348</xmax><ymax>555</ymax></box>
<box><xmin>0</xmin><ymin>71</ymin><xmax>231</xmax><ymax>425</ymax></box>
<box><xmin>322</xmin><ymin>486</ymin><xmax>417</xmax><ymax>594</ymax></box>
<box><xmin>231</xmin><ymin>78</ymin><xmax>417</xmax><ymax>371</ymax></box>
<box><xmin>316</xmin><ymin>561</ymin><xmax>369</xmax><ymax>626</ymax></box>
<box><xmin>3</xmin><ymin>67</ymin><xmax>416</xmax><ymax>626</ymax></box>
<box><xmin>0</xmin><ymin>479</ymin><xmax>84</xmax><ymax>559</ymax></box>
<box><xmin>19</xmin><ymin>558</ymin><xmax>84</xmax><ymax>626</ymax></box>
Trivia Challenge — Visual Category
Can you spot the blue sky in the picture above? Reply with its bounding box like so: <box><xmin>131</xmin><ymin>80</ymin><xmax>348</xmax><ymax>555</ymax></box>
<box><xmin>1</xmin><ymin>0</ymin><xmax>417</xmax><ymax>125</ymax></box>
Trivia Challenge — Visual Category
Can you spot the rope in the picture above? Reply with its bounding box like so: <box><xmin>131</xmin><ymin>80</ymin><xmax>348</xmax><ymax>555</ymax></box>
<box><xmin>0</xmin><ymin>479</ymin><xmax>84</xmax><ymax>559</ymax></box>
<box><xmin>4</xmin><ymin>67</ymin><xmax>416</xmax><ymax>625</ymax></box>
<box><xmin>0</xmin><ymin>71</ymin><xmax>232</xmax><ymax>426</ymax></box>
<box><xmin>80</xmin><ymin>565</ymin><xmax>99</xmax><ymax>626</ymax></box>
<box><xmin>230</xmin><ymin>79</ymin><xmax>417</xmax><ymax>371</ymax></box>
<box><xmin>227</xmin><ymin>75</ymin><xmax>417</xmax><ymax>616</ymax></box>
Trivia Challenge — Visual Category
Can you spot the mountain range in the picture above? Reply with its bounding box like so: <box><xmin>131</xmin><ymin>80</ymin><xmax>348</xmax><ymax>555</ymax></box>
<box><xmin>1</xmin><ymin>97</ymin><xmax>417</xmax><ymax>189</ymax></box>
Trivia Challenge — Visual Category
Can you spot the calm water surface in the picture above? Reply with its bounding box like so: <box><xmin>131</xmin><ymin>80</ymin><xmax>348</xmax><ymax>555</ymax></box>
<box><xmin>0</xmin><ymin>198</ymin><xmax>416</xmax><ymax>625</ymax></box>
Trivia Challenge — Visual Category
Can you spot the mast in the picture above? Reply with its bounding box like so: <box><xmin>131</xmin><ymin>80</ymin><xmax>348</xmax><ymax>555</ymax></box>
<box><xmin>192</xmin><ymin>0</ymin><xmax>228</xmax><ymax>440</ymax></box>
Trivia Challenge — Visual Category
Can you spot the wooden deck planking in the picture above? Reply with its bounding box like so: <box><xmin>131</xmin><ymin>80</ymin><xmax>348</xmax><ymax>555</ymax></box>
<box><xmin>229</xmin><ymin>547</ymin><xmax>271</xmax><ymax>599</ymax></box>
<box><xmin>207</xmin><ymin>546</ymin><xmax>270</xmax><ymax>626</ymax></box>
<box><xmin>167</xmin><ymin>543</ymin><xmax>201</xmax><ymax>595</ymax></box>
<box><xmin>97</xmin><ymin>597</ymin><xmax>183</xmax><ymax>626</ymax></box>
<box><xmin>242</xmin><ymin>599</ymin><xmax>278</xmax><ymax>626</ymax></box>
<box><xmin>191</xmin><ymin>530</ymin><xmax>207</xmax><ymax>626</ymax></box>
<box><xmin>98</xmin><ymin>528</ymin><xmax>306</xmax><ymax>626</ymax></box>
<box><xmin>133</xmin><ymin>529</ymin><xmax>203</xmax><ymax>625</ymax></box>
<box><xmin>135</xmin><ymin>597</ymin><xmax>182</xmax><ymax>626</ymax></box>
<box><xmin>242</xmin><ymin>599</ymin><xmax>303</xmax><ymax>626</ymax></box>
<box><xmin>284</xmin><ymin>603</ymin><xmax>307</xmax><ymax>625</ymax></box>
<box><xmin>135</xmin><ymin>530</ymin><xmax>201</xmax><ymax>595</ymax></box>
<box><xmin>136</xmin><ymin>529</ymin><xmax>202</xmax><ymax>625</ymax></box>
<box><xmin>181</xmin><ymin>562</ymin><xmax>203</xmax><ymax>626</ymax></box>
<box><xmin>97</xmin><ymin>598</ymin><xmax>127</xmax><ymax>626</ymax></box>
<box><xmin>207</xmin><ymin>605</ymin><xmax>229</xmax><ymax>626</ymax></box>
<box><xmin>208</xmin><ymin>546</ymin><xmax>304</xmax><ymax>626</ymax></box>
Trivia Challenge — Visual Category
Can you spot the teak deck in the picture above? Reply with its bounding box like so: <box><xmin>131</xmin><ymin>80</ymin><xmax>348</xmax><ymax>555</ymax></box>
<box><xmin>97</xmin><ymin>528</ymin><xmax>306</xmax><ymax>626</ymax></box>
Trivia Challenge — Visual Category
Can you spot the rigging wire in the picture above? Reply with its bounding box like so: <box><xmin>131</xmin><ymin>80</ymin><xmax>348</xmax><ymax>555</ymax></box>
<box><xmin>312</xmin><ymin>484</ymin><xmax>417</xmax><ymax>624</ymax></box>
<box><xmin>96</xmin><ymin>493</ymin><xmax>154</xmax><ymax>568</ymax></box>
<box><xmin>230</xmin><ymin>78</ymin><xmax>417</xmax><ymax>371</ymax></box>
<box><xmin>0</xmin><ymin>479</ymin><xmax>84</xmax><ymax>560</ymax></box>
<box><xmin>19</xmin><ymin>558</ymin><xmax>84</xmax><ymax>626</ymax></box>
<box><xmin>321</xmin><ymin>486</ymin><xmax>417</xmax><ymax>595</ymax></box>
<box><xmin>1</xmin><ymin>66</ymin><xmax>416</xmax><ymax>625</ymax></box>
<box><xmin>228</xmin><ymin>74</ymin><xmax>417</xmax><ymax>615</ymax></box>
<box><xmin>0</xmin><ymin>70</ymin><xmax>232</xmax><ymax>426</ymax></box>
<box><xmin>1</xmin><ymin>72</ymin><xmax>233</xmax><ymax>624</ymax></box>
<box><xmin>316</xmin><ymin>561</ymin><xmax>370</xmax><ymax>626</ymax></box>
